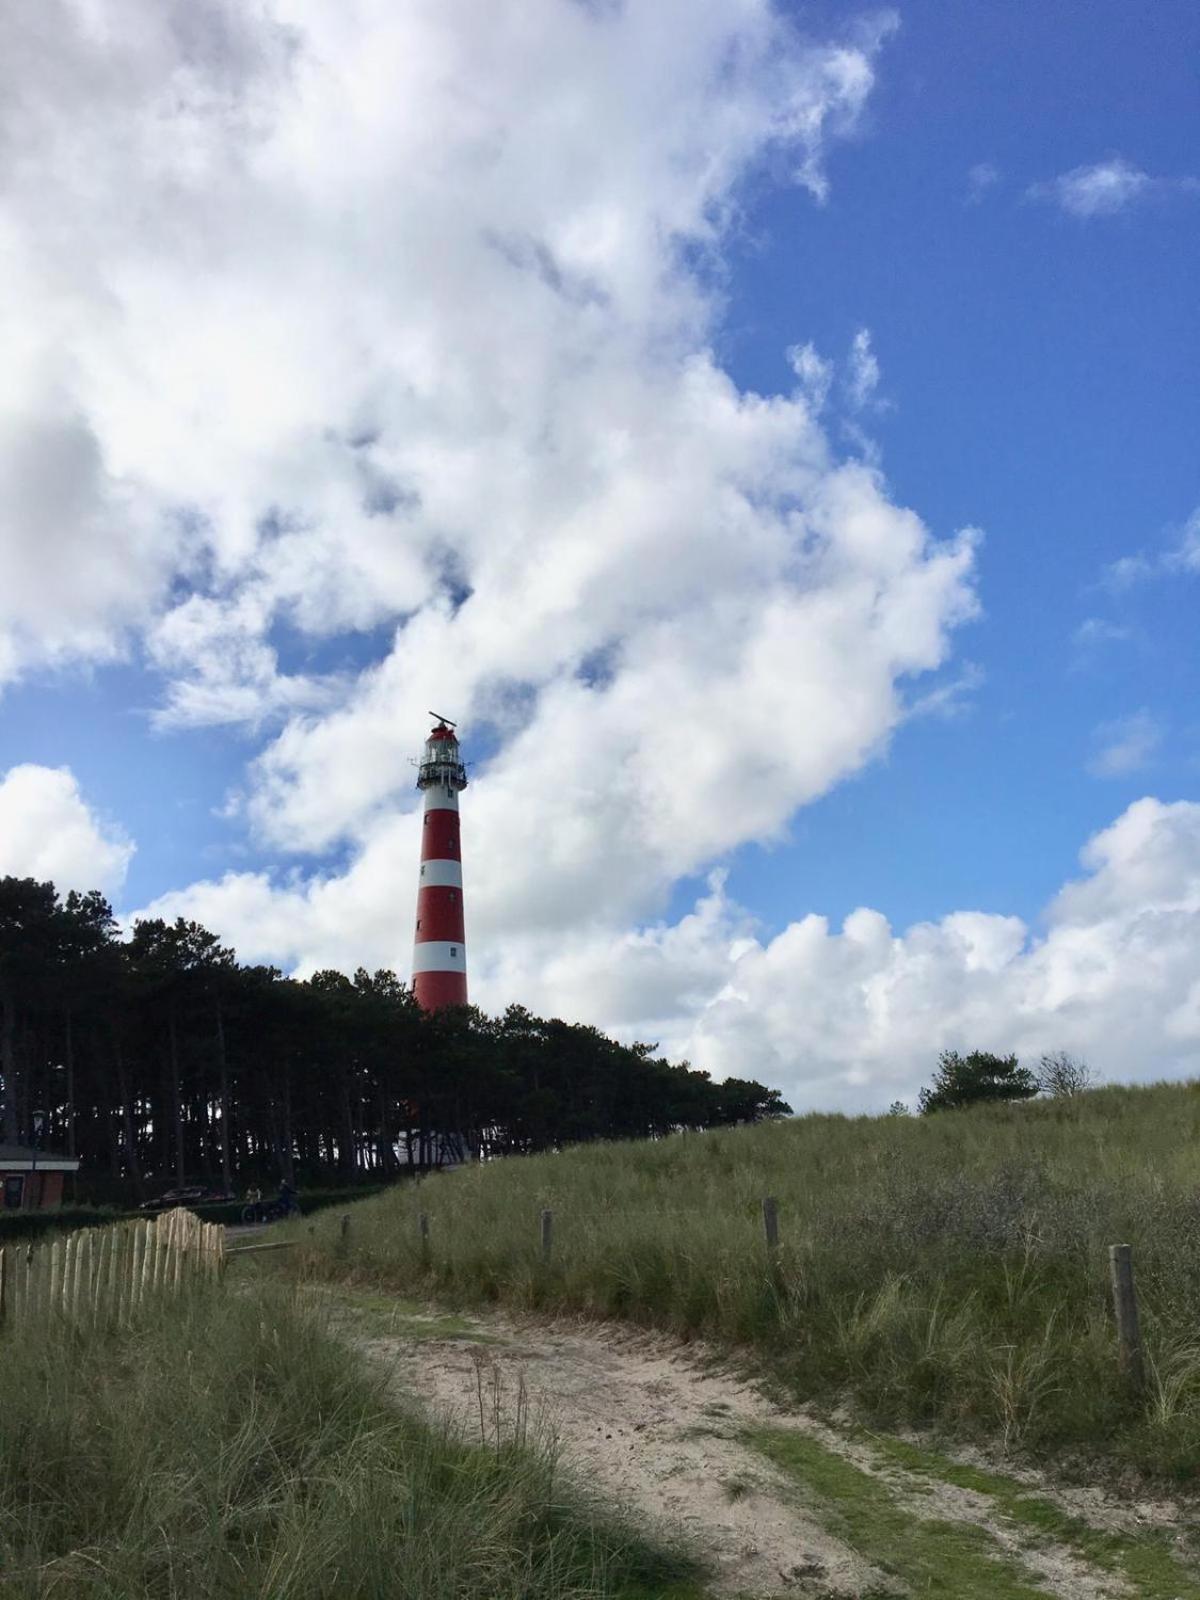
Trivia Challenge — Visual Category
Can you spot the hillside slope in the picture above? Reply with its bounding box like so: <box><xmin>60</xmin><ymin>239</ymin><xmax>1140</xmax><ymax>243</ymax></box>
<box><xmin>287</xmin><ymin>1083</ymin><xmax>1200</xmax><ymax>1481</ymax></box>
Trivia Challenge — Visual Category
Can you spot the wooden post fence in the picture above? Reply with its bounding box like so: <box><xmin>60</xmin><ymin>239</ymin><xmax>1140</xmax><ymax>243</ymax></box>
<box><xmin>540</xmin><ymin>1208</ymin><xmax>553</xmax><ymax>1262</ymax></box>
<box><xmin>761</xmin><ymin>1196</ymin><xmax>779</xmax><ymax>1251</ymax></box>
<box><xmin>1108</xmin><ymin>1243</ymin><xmax>1145</xmax><ymax>1393</ymax></box>
<box><xmin>0</xmin><ymin>1208</ymin><xmax>224</xmax><ymax>1335</ymax></box>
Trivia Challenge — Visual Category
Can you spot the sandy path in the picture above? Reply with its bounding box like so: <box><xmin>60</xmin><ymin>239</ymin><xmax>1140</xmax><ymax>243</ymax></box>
<box><xmin>354</xmin><ymin>1308</ymin><xmax>881</xmax><ymax>1597</ymax></box>
<box><xmin>340</xmin><ymin>1298</ymin><xmax>1165</xmax><ymax>1599</ymax></box>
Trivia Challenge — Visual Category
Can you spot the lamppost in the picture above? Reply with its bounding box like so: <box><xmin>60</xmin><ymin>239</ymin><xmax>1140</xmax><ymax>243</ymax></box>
<box><xmin>30</xmin><ymin>1108</ymin><xmax>45</xmax><ymax>1209</ymax></box>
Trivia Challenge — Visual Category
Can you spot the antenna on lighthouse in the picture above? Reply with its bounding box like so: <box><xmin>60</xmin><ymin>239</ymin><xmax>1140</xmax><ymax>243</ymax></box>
<box><xmin>428</xmin><ymin>711</ymin><xmax>457</xmax><ymax>727</ymax></box>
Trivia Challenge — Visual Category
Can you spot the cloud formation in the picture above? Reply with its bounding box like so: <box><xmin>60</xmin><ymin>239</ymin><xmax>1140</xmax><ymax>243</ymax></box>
<box><xmin>1029</xmin><ymin>157</ymin><xmax>1197</xmax><ymax>219</ymax></box>
<box><xmin>678</xmin><ymin>798</ymin><xmax>1200</xmax><ymax>1108</ymax></box>
<box><xmin>137</xmin><ymin>797</ymin><xmax>1200</xmax><ymax>1112</ymax></box>
<box><xmin>0</xmin><ymin>765</ymin><xmax>134</xmax><ymax>895</ymax></box>
<box><xmin>1071</xmin><ymin>617</ymin><xmax>1133</xmax><ymax>651</ymax></box>
<box><xmin>1102</xmin><ymin>507</ymin><xmax>1200</xmax><ymax>590</ymax></box>
<box><xmin>1087</xmin><ymin>711</ymin><xmax>1163</xmax><ymax>778</ymax></box>
<box><xmin>965</xmin><ymin>162</ymin><xmax>1000</xmax><ymax>204</ymax></box>
<box><xmin>1</xmin><ymin>0</ymin><xmax>898</xmax><ymax>696</ymax></box>
<box><xmin>2</xmin><ymin>0</ymin><xmax>1009</xmax><ymax>1109</ymax></box>
<box><xmin>3</xmin><ymin>7</ymin><xmax>976</xmax><ymax>874</ymax></box>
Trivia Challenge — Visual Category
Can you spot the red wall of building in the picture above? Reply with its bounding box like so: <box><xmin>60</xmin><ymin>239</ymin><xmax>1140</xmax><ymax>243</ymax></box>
<box><xmin>0</xmin><ymin>1169</ymin><xmax>66</xmax><ymax>1210</ymax></box>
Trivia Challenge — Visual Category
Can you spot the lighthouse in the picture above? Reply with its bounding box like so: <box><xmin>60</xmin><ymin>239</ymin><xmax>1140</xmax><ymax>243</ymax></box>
<box><xmin>411</xmin><ymin>715</ymin><xmax>468</xmax><ymax>1010</ymax></box>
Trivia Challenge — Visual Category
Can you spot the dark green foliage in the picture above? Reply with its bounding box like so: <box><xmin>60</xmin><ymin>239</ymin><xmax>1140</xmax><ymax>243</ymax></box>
<box><xmin>0</xmin><ymin>1190</ymin><xmax>396</xmax><ymax>1244</ymax></box>
<box><xmin>188</xmin><ymin>1185</ymin><xmax>390</xmax><ymax>1226</ymax></box>
<box><xmin>917</xmin><ymin>1050</ymin><xmax>1039</xmax><ymax>1114</ymax></box>
<box><xmin>0</xmin><ymin>875</ymin><xmax>789</xmax><ymax>1201</ymax></box>
<box><xmin>0</xmin><ymin>1205</ymin><xmax>130</xmax><ymax>1244</ymax></box>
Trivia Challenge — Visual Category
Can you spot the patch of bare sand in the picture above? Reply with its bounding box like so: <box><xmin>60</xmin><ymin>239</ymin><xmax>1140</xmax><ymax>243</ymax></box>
<box><xmin>347</xmin><ymin>1304</ymin><xmax>1178</xmax><ymax>1600</ymax></box>
<box><xmin>354</xmin><ymin>1311</ymin><xmax>883</xmax><ymax>1597</ymax></box>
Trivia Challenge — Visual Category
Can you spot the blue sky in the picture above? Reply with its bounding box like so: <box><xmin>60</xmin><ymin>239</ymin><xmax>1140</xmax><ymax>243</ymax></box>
<box><xmin>716</xmin><ymin>0</ymin><xmax>1200</xmax><ymax>937</ymax></box>
<box><xmin>0</xmin><ymin>0</ymin><xmax>1197</xmax><ymax>1108</ymax></box>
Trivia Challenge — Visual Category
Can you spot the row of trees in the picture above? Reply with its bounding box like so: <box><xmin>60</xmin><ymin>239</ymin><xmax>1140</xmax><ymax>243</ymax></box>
<box><xmin>886</xmin><ymin>1049</ymin><xmax>1098</xmax><ymax>1117</ymax></box>
<box><xmin>0</xmin><ymin>876</ymin><xmax>790</xmax><ymax>1198</ymax></box>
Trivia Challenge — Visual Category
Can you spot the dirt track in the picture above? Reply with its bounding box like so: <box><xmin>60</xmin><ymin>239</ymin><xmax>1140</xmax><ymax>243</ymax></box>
<box><xmin>324</xmin><ymin>1292</ymin><xmax>1199</xmax><ymax>1598</ymax></box>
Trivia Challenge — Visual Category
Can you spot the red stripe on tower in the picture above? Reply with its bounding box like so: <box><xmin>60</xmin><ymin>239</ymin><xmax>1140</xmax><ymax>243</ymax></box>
<box><xmin>411</xmin><ymin>716</ymin><xmax>469</xmax><ymax>1010</ymax></box>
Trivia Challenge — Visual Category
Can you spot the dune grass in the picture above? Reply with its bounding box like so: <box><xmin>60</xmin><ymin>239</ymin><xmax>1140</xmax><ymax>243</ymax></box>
<box><xmin>746</xmin><ymin>1428</ymin><xmax>1052</xmax><ymax>1599</ymax></box>
<box><xmin>862</xmin><ymin>1433</ymin><xmax>1200</xmax><ymax>1599</ymax></box>
<box><xmin>0</xmin><ymin>1280</ymin><xmax>701</xmax><ymax>1599</ymax></box>
<box><xmin>282</xmin><ymin>1082</ymin><xmax>1200</xmax><ymax>1482</ymax></box>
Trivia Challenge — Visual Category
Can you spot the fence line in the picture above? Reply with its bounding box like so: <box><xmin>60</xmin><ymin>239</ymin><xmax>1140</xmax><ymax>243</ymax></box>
<box><xmin>0</xmin><ymin>1207</ymin><xmax>224</xmax><ymax>1333</ymax></box>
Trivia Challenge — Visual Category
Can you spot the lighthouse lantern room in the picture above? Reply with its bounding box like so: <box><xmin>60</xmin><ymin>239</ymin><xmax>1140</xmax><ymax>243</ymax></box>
<box><xmin>411</xmin><ymin>715</ymin><xmax>469</xmax><ymax>1010</ymax></box>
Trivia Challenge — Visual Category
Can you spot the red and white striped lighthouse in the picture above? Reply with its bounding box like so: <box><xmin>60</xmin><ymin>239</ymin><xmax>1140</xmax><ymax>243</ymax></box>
<box><xmin>411</xmin><ymin>715</ymin><xmax>468</xmax><ymax>1011</ymax></box>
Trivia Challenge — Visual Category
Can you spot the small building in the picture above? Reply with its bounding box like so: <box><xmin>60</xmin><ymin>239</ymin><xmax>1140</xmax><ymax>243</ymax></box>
<box><xmin>0</xmin><ymin>1144</ymin><xmax>80</xmax><ymax>1210</ymax></box>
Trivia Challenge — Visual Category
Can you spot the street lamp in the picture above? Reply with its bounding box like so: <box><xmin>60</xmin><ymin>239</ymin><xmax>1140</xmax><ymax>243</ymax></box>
<box><xmin>30</xmin><ymin>1109</ymin><xmax>45</xmax><ymax>1209</ymax></box>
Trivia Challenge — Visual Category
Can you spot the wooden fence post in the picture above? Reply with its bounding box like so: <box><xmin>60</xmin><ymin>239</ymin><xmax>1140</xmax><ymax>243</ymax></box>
<box><xmin>540</xmin><ymin>1208</ymin><xmax>553</xmax><ymax>1262</ymax></box>
<box><xmin>0</xmin><ymin>1206</ymin><xmax>239</xmax><ymax>1334</ymax></box>
<box><xmin>93</xmin><ymin>1229</ymin><xmax>108</xmax><ymax>1329</ymax></box>
<box><xmin>1108</xmin><ymin>1243</ymin><xmax>1146</xmax><ymax>1393</ymax></box>
<box><xmin>61</xmin><ymin>1234</ymin><xmax>76</xmax><ymax>1315</ymax></box>
<box><xmin>418</xmin><ymin>1212</ymin><xmax>430</xmax><ymax>1251</ymax></box>
<box><xmin>761</xmin><ymin>1196</ymin><xmax>780</xmax><ymax>1251</ymax></box>
<box><xmin>51</xmin><ymin>1237</ymin><xmax>63</xmax><ymax>1315</ymax></box>
<box><xmin>82</xmin><ymin>1229</ymin><xmax>98</xmax><ymax>1322</ymax></box>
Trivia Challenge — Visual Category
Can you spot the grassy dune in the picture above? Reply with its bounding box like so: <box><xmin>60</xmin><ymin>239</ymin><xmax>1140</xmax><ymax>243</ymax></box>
<box><xmin>0</xmin><ymin>1283</ymin><xmax>697</xmax><ymax>1599</ymax></box>
<box><xmin>286</xmin><ymin>1083</ymin><xmax>1200</xmax><ymax>1481</ymax></box>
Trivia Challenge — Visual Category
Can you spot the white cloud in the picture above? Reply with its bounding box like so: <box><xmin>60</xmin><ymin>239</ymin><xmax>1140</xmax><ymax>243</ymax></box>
<box><xmin>0</xmin><ymin>0</ymin><xmax>974</xmax><ymax>889</ymax></box>
<box><xmin>1038</xmin><ymin>157</ymin><xmax>1150</xmax><ymax>217</ymax></box>
<box><xmin>1029</xmin><ymin>157</ymin><xmax>1197</xmax><ymax>219</ymax></box>
<box><xmin>845</xmin><ymin>328</ymin><xmax>882</xmax><ymax>411</ymax></box>
<box><xmin>966</xmin><ymin>162</ymin><xmax>1000</xmax><ymax>204</ymax></box>
<box><xmin>0</xmin><ymin>1</ymin><xmax>939</xmax><ymax>767</ymax></box>
<box><xmin>1101</xmin><ymin>553</ymin><xmax>1157</xmax><ymax>592</ymax></box>
<box><xmin>0</xmin><ymin>765</ymin><xmax>134</xmax><ymax>895</ymax></box>
<box><xmin>137</xmin><ymin>798</ymin><xmax>1200</xmax><ymax>1112</ymax></box>
<box><xmin>5</xmin><ymin>0</ymin><xmax>1015</xmax><ymax>1108</ymax></box>
<box><xmin>146</xmin><ymin>592</ymin><xmax>352</xmax><ymax>731</ymax></box>
<box><xmin>786</xmin><ymin>342</ymin><xmax>834</xmax><ymax>411</ymax></box>
<box><xmin>1071</xmin><ymin>617</ymin><xmax>1132</xmax><ymax>649</ymax></box>
<box><xmin>1165</xmin><ymin>508</ymin><xmax>1200</xmax><ymax>574</ymax></box>
<box><xmin>5</xmin><ymin>7</ymin><xmax>1192</xmax><ymax>1118</ymax></box>
<box><xmin>1101</xmin><ymin>507</ymin><xmax>1200</xmax><ymax>590</ymax></box>
<box><xmin>1087</xmin><ymin>710</ymin><xmax>1163</xmax><ymax>778</ymax></box>
<box><xmin>0</xmin><ymin>1</ymin><xmax>898</xmax><ymax>700</ymax></box>
<box><xmin>679</xmin><ymin>798</ymin><xmax>1200</xmax><ymax>1107</ymax></box>
<box><xmin>905</xmin><ymin>658</ymin><xmax>984</xmax><ymax>721</ymax></box>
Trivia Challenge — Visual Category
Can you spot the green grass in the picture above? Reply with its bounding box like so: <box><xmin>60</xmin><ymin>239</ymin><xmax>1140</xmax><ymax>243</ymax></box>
<box><xmin>864</xmin><ymin>1433</ymin><xmax>1200</xmax><ymax>1599</ymax></box>
<box><xmin>302</xmin><ymin>1284</ymin><xmax>495</xmax><ymax>1342</ymax></box>
<box><xmin>745</xmin><ymin>1428</ymin><xmax>1052</xmax><ymax>1599</ymax></box>
<box><xmin>279</xmin><ymin>1081</ymin><xmax>1200</xmax><ymax>1480</ymax></box>
<box><xmin>0</xmin><ymin>1282</ymin><xmax>702</xmax><ymax>1599</ymax></box>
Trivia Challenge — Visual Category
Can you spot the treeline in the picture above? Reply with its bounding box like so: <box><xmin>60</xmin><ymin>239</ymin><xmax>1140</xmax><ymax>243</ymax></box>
<box><xmin>0</xmin><ymin>876</ymin><xmax>789</xmax><ymax>1197</ymax></box>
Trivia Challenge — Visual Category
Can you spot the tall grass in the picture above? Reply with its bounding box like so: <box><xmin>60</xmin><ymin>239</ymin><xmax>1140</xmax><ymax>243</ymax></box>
<box><xmin>0</xmin><ymin>1281</ymin><xmax>696</xmax><ymax>1598</ymax></box>
<box><xmin>286</xmin><ymin>1083</ymin><xmax>1200</xmax><ymax>1482</ymax></box>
